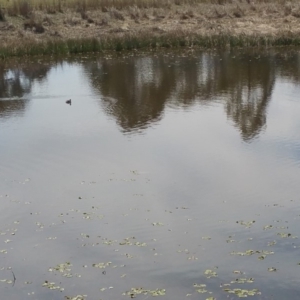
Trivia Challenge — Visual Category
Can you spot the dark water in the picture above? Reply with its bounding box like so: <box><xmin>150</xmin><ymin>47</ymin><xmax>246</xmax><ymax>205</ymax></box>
<box><xmin>0</xmin><ymin>49</ymin><xmax>300</xmax><ymax>300</ymax></box>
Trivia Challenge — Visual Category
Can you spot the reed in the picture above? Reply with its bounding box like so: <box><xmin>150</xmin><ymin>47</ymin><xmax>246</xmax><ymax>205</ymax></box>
<box><xmin>1</xmin><ymin>0</ymin><xmax>300</xmax><ymax>58</ymax></box>
<box><xmin>0</xmin><ymin>0</ymin><xmax>298</xmax><ymax>16</ymax></box>
<box><xmin>1</xmin><ymin>32</ymin><xmax>300</xmax><ymax>59</ymax></box>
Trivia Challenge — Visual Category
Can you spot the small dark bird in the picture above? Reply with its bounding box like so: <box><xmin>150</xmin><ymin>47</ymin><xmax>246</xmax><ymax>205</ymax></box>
<box><xmin>66</xmin><ymin>99</ymin><xmax>71</xmax><ymax>105</ymax></box>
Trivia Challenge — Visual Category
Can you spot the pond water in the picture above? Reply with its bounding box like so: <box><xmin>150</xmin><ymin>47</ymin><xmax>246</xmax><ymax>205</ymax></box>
<box><xmin>1</xmin><ymin>48</ymin><xmax>300</xmax><ymax>300</ymax></box>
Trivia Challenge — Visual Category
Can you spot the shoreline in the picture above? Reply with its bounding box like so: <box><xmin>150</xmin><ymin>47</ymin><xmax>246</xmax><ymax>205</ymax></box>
<box><xmin>1</xmin><ymin>1</ymin><xmax>300</xmax><ymax>57</ymax></box>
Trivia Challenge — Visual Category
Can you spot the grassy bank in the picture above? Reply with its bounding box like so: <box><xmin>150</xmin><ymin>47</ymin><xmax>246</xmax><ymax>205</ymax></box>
<box><xmin>1</xmin><ymin>0</ymin><xmax>300</xmax><ymax>57</ymax></box>
<box><xmin>2</xmin><ymin>33</ymin><xmax>300</xmax><ymax>58</ymax></box>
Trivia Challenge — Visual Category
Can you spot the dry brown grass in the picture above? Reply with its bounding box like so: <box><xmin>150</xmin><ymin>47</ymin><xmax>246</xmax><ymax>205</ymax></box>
<box><xmin>0</xmin><ymin>7</ymin><xmax>5</xmax><ymax>21</ymax></box>
<box><xmin>0</xmin><ymin>0</ymin><xmax>299</xmax><ymax>16</ymax></box>
<box><xmin>1</xmin><ymin>0</ymin><xmax>300</xmax><ymax>57</ymax></box>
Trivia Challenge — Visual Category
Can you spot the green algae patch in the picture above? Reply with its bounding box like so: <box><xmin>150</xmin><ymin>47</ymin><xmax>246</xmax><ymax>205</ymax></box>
<box><xmin>42</xmin><ymin>281</ymin><xmax>64</xmax><ymax>291</ymax></box>
<box><xmin>223</xmin><ymin>288</ymin><xmax>261</xmax><ymax>297</ymax></box>
<box><xmin>65</xmin><ymin>296</ymin><xmax>87</xmax><ymax>300</ymax></box>
<box><xmin>122</xmin><ymin>287</ymin><xmax>166</xmax><ymax>297</ymax></box>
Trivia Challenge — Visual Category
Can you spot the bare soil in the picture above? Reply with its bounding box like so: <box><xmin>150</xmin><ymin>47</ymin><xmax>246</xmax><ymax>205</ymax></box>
<box><xmin>1</xmin><ymin>2</ymin><xmax>300</xmax><ymax>51</ymax></box>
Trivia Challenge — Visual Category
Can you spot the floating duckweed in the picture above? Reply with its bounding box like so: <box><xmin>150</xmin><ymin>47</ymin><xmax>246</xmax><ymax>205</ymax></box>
<box><xmin>119</xmin><ymin>237</ymin><xmax>147</xmax><ymax>247</ymax></box>
<box><xmin>0</xmin><ymin>279</ymin><xmax>13</xmax><ymax>284</ymax></box>
<box><xmin>103</xmin><ymin>239</ymin><xmax>116</xmax><ymax>245</ymax></box>
<box><xmin>204</xmin><ymin>269</ymin><xmax>217</xmax><ymax>278</ymax></box>
<box><xmin>49</xmin><ymin>262</ymin><xmax>72</xmax><ymax>273</ymax></box>
<box><xmin>236</xmin><ymin>220</ymin><xmax>255</xmax><ymax>228</ymax></box>
<box><xmin>268</xmin><ymin>267</ymin><xmax>277</xmax><ymax>272</ymax></box>
<box><xmin>233</xmin><ymin>271</ymin><xmax>243</xmax><ymax>274</ymax></box>
<box><xmin>226</xmin><ymin>239</ymin><xmax>235</xmax><ymax>243</ymax></box>
<box><xmin>42</xmin><ymin>281</ymin><xmax>64</xmax><ymax>291</ymax></box>
<box><xmin>122</xmin><ymin>287</ymin><xmax>166</xmax><ymax>297</ymax></box>
<box><xmin>231</xmin><ymin>278</ymin><xmax>254</xmax><ymax>284</ymax></box>
<box><xmin>92</xmin><ymin>262</ymin><xmax>112</xmax><ymax>268</ymax></box>
<box><xmin>231</xmin><ymin>250</ymin><xmax>274</xmax><ymax>257</ymax></box>
<box><xmin>152</xmin><ymin>222</ymin><xmax>164</xmax><ymax>226</ymax></box>
<box><xmin>193</xmin><ymin>283</ymin><xmax>208</xmax><ymax>293</ymax></box>
<box><xmin>223</xmin><ymin>288</ymin><xmax>260</xmax><ymax>297</ymax></box>
<box><xmin>263</xmin><ymin>225</ymin><xmax>273</xmax><ymax>230</ymax></box>
<box><xmin>268</xmin><ymin>241</ymin><xmax>277</xmax><ymax>246</ymax></box>
<box><xmin>193</xmin><ymin>284</ymin><xmax>207</xmax><ymax>288</ymax></box>
<box><xmin>231</xmin><ymin>250</ymin><xmax>255</xmax><ymax>256</ymax></box>
<box><xmin>277</xmin><ymin>232</ymin><xmax>297</xmax><ymax>238</ymax></box>
<box><xmin>196</xmin><ymin>287</ymin><xmax>208</xmax><ymax>293</ymax></box>
<box><xmin>65</xmin><ymin>295</ymin><xmax>87</xmax><ymax>300</ymax></box>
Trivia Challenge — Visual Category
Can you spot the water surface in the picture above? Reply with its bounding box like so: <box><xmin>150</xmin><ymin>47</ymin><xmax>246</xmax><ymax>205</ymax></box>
<box><xmin>1</xmin><ymin>49</ymin><xmax>300</xmax><ymax>300</ymax></box>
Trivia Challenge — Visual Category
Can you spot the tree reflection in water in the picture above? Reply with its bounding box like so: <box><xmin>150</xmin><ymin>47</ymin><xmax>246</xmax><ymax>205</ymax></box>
<box><xmin>2</xmin><ymin>50</ymin><xmax>300</xmax><ymax>142</ymax></box>
<box><xmin>84</xmin><ymin>51</ymin><xmax>282</xmax><ymax>141</ymax></box>
<box><xmin>0</xmin><ymin>61</ymin><xmax>51</xmax><ymax>119</ymax></box>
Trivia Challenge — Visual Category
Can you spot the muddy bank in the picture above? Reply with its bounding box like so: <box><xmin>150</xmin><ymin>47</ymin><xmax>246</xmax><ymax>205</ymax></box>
<box><xmin>1</xmin><ymin>1</ymin><xmax>300</xmax><ymax>56</ymax></box>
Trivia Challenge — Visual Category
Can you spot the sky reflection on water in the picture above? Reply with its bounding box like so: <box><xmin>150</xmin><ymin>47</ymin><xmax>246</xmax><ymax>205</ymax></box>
<box><xmin>0</xmin><ymin>49</ymin><xmax>300</xmax><ymax>300</ymax></box>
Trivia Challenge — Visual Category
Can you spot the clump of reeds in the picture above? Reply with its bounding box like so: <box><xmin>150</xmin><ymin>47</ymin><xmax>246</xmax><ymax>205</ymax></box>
<box><xmin>0</xmin><ymin>0</ymin><xmax>294</xmax><ymax>16</ymax></box>
<box><xmin>2</xmin><ymin>31</ymin><xmax>300</xmax><ymax>59</ymax></box>
<box><xmin>0</xmin><ymin>7</ymin><xmax>5</xmax><ymax>21</ymax></box>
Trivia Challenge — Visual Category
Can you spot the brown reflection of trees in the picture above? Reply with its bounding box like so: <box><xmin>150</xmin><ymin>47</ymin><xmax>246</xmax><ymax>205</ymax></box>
<box><xmin>85</xmin><ymin>56</ymin><xmax>175</xmax><ymax>132</ymax></box>
<box><xmin>216</xmin><ymin>52</ymin><xmax>275</xmax><ymax>141</ymax></box>
<box><xmin>0</xmin><ymin>61</ymin><xmax>51</xmax><ymax>119</ymax></box>
<box><xmin>84</xmin><ymin>50</ymin><xmax>300</xmax><ymax>141</ymax></box>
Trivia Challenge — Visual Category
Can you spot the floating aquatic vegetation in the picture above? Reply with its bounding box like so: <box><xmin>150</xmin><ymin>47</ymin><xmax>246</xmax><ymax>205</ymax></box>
<box><xmin>42</xmin><ymin>281</ymin><xmax>64</xmax><ymax>291</ymax></box>
<box><xmin>193</xmin><ymin>283</ymin><xmax>210</xmax><ymax>294</ymax></box>
<box><xmin>0</xmin><ymin>279</ymin><xmax>13</xmax><ymax>284</ymax></box>
<box><xmin>202</xmin><ymin>236</ymin><xmax>211</xmax><ymax>240</ymax></box>
<box><xmin>49</xmin><ymin>262</ymin><xmax>72</xmax><ymax>273</ymax></box>
<box><xmin>226</xmin><ymin>239</ymin><xmax>235</xmax><ymax>243</ymax></box>
<box><xmin>100</xmin><ymin>286</ymin><xmax>113</xmax><ymax>291</ymax></box>
<box><xmin>102</xmin><ymin>239</ymin><xmax>117</xmax><ymax>245</ymax></box>
<box><xmin>223</xmin><ymin>288</ymin><xmax>260</xmax><ymax>297</ymax></box>
<box><xmin>65</xmin><ymin>295</ymin><xmax>87</xmax><ymax>300</ymax></box>
<box><xmin>92</xmin><ymin>262</ymin><xmax>112</xmax><ymax>268</ymax></box>
<box><xmin>187</xmin><ymin>255</ymin><xmax>198</xmax><ymax>260</ymax></box>
<box><xmin>236</xmin><ymin>220</ymin><xmax>255</xmax><ymax>228</ymax></box>
<box><xmin>268</xmin><ymin>240</ymin><xmax>277</xmax><ymax>246</ymax></box>
<box><xmin>48</xmin><ymin>262</ymin><xmax>81</xmax><ymax>278</ymax></box>
<box><xmin>0</xmin><ymin>250</ymin><xmax>7</xmax><ymax>254</ymax></box>
<box><xmin>152</xmin><ymin>222</ymin><xmax>164</xmax><ymax>226</ymax></box>
<box><xmin>122</xmin><ymin>287</ymin><xmax>166</xmax><ymax>297</ymax></box>
<box><xmin>268</xmin><ymin>267</ymin><xmax>277</xmax><ymax>272</ymax></box>
<box><xmin>177</xmin><ymin>249</ymin><xmax>189</xmax><ymax>253</ymax></box>
<box><xmin>204</xmin><ymin>269</ymin><xmax>217</xmax><ymax>278</ymax></box>
<box><xmin>231</xmin><ymin>278</ymin><xmax>254</xmax><ymax>284</ymax></box>
<box><xmin>35</xmin><ymin>222</ymin><xmax>44</xmax><ymax>230</ymax></box>
<box><xmin>119</xmin><ymin>237</ymin><xmax>147</xmax><ymax>247</ymax></box>
<box><xmin>263</xmin><ymin>225</ymin><xmax>273</xmax><ymax>230</ymax></box>
<box><xmin>277</xmin><ymin>232</ymin><xmax>297</xmax><ymax>238</ymax></box>
<box><xmin>231</xmin><ymin>250</ymin><xmax>274</xmax><ymax>257</ymax></box>
<box><xmin>233</xmin><ymin>271</ymin><xmax>244</xmax><ymax>274</ymax></box>
<box><xmin>81</xmin><ymin>234</ymin><xmax>90</xmax><ymax>238</ymax></box>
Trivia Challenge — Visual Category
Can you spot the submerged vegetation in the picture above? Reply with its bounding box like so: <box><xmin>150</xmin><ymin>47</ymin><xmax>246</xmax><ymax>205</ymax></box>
<box><xmin>1</xmin><ymin>0</ymin><xmax>300</xmax><ymax>57</ymax></box>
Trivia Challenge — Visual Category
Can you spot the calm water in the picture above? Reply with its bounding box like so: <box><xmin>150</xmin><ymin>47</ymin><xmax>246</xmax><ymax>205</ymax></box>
<box><xmin>1</xmin><ymin>49</ymin><xmax>300</xmax><ymax>300</ymax></box>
